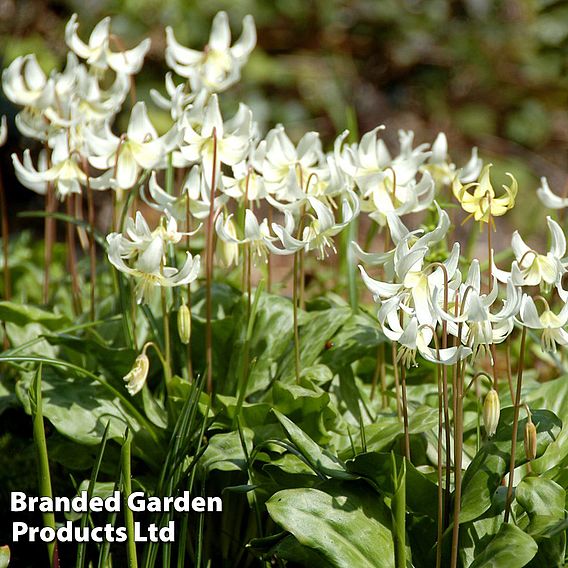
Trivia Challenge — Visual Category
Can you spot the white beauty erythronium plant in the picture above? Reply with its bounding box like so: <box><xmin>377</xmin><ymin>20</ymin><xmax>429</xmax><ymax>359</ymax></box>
<box><xmin>215</xmin><ymin>207</ymin><xmax>300</xmax><ymax>263</ymax></box>
<box><xmin>180</xmin><ymin>94</ymin><xmax>252</xmax><ymax>187</ymax></box>
<box><xmin>492</xmin><ymin>216</ymin><xmax>566</xmax><ymax>294</ymax></box>
<box><xmin>433</xmin><ymin>261</ymin><xmax>522</xmax><ymax>362</ymax></box>
<box><xmin>336</xmin><ymin>128</ymin><xmax>434</xmax><ymax>225</ymax></box>
<box><xmin>65</xmin><ymin>14</ymin><xmax>151</xmax><ymax>75</ymax></box>
<box><xmin>271</xmin><ymin>192</ymin><xmax>360</xmax><ymax>260</ymax></box>
<box><xmin>423</xmin><ymin>132</ymin><xmax>483</xmax><ymax>187</ymax></box>
<box><xmin>359</xmin><ymin>204</ymin><xmax>459</xmax><ymax>327</ymax></box>
<box><xmin>259</xmin><ymin>125</ymin><xmax>324</xmax><ymax>203</ymax></box>
<box><xmin>379</xmin><ymin>304</ymin><xmax>472</xmax><ymax>368</ymax></box>
<box><xmin>87</xmin><ymin>101</ymin><xmax>179</xmax><ymax>190</ymax></box>
<box><xmin>517</xmin><ymin>295</ymin><xmax>568</xmax><ymax>354</ymax></box>
<box><xmin>150</xmin><ymin>72</ymin><xmax>195</xmax><ymax>121</ymax></box>
<box><xmin>165</xmin><ymin>11</ymin><xmax>256</xmax><ymax>93</ymax></box>
<box><xmin>107</xmin><ymin>211</ymin><xmax>200</xmax><ymax>304</ymax></box>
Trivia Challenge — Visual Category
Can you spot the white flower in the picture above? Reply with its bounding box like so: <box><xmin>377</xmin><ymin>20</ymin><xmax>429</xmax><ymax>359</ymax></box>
<box><xmin>11</xmin><ymin>133</ymin><xmax>92</xmax><ymax>200</ymax></box>
<box><xmin>123</xmin><ymin>352</ymin><xmax>150</xmax><ymax>396</ymax></box>
<box><xmin>179</xmin><ymin>94</ymin><xmax>252</xmax><ymax>186</ymax></box>
<box><xmin>65</xmin><ymin>14</ymin><xmax>150</xmax><ymax>75</ymax></box>
<box><xmin>517</xmin><ymin>295</ymin><xmax>568</xmax><ymax>353</ymax></box>
<box><xmin>87</xmin><ymin>102</ymin><xmax>179</xmax><ymax>190</ymax></box>
<box><xmin>492</xmin><ymin>216</ymin><xmax>566</xmax><ymax>291</ymax></box>
<box><xmin>424</xmin><ymin>132</ymin><xmax>483</xmax><ymax>186</ymax></box>
<box><xmin>150</xmin><ymin>72</ymin><xmax>194</xmax><ymax>121</ymax></box>
<box><xmin>259</xmin><ymin>125</ymin><xmax>323</xmax><ymax>201</ymax></box>
<box><xmin>536</xmin><ymin>177</ymin><xmax>568</xmax><ymax>210</ymax></box>
<box><xmin>107</xmin><ymin>212</ymin><xmax>200</xmax><ymax>304</ymax></box>
<box><xmin>165</xmin><ymin>11</ymin><xmax>256</xmax><ymax>93</ymax></box>
<box><xmin>2</xmin><ymin>54</ymin><xmax>49</xmax><ymax>108</ymax></box>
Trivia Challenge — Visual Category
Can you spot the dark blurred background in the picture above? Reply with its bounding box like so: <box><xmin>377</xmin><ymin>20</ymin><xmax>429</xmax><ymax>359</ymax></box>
<box><xmin>1</xmin><ymin>0</ymin><xmax>568</xmax><ymax>234</ymax></box>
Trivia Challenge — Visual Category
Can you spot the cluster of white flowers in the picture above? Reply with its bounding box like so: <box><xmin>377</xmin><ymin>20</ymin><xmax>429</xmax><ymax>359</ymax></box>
<box><xmin>4</xmin><ymin>11</ymin><xmax>568</xmax><ymax>365</ymax></box>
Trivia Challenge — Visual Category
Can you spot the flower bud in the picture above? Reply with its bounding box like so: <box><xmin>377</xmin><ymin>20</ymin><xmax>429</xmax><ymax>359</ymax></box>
<box><xmin>177</xmin><ymin>303</ymin><xmax>191</xmax><ymax>345</ymax></box>
<box><xmin>524</xmin><ymin>420</ymin><xmax>537</xmax><ymax>461</ymax></box>
<box><xmin>482</xmin><ymin>389</ymin><xmax>500</xmax><ymax>438</ymax></box>
<box><xmin>123</xmin><ymin>353</ymin><xmax>149</xmax><ymax>396</ymax></box>
<box><xmin>218</xmin><ymin>217</ymin><xmax>239</xmax><ymax>267</ymax></box>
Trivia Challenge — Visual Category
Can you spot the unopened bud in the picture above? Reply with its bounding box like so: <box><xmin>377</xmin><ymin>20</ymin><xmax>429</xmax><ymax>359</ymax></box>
<box><xmin>123</xmin><ymin>352</ymin><xmax>149</xmax><ymax>396</ymax></box>
<box><xmin>483</xmin><ymin>389</ymin><xmax>500</xmax><ymax>438</ymax></box>
<box><xmin>524</xmin><ymin>421</ymin><xmax>537</xmax><ymax>461</ymax></box>
<box><xmin>218</xmin><ymin>217</ymin><xmax>239</xmax><ymax>267</ymax></box>
<box><xmin>177</xmin><ymin>303</ymin><xmax>191</xmax><ymax>345</ymax></box>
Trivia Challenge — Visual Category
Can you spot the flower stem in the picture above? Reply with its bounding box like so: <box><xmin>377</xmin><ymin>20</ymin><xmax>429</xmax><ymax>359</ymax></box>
<box><xmin>504</xmin><ymin>325</ymin><xmax>527</xmax><ymax>523</ymax></box>
<box><xmin>293</xmin><ymin>251</ymin><xmax>301</xmax><ymax>384</ymax></box>
<box><xmin>205</xmin><ymin>129</ymin><xmax>218</xmax><ymax>394</ymax></box>
<box><xmin>161</xmin><ymin>286</ymin><xmax>171</xmax><ymax>385</ymax></box>
<box><xmin>66</xmin><ymin>195</ymin><xmax>82</xmax><ymax>315</ymax></box>
<box><xmin>43</xmin><ymin>183</ymin><xmax>56</xmax><ymax>305</ymax></box>
<box><xmin>400</xmin><ymin>363</ymin><xmax>411</xmax><ymax>461</ymax></box>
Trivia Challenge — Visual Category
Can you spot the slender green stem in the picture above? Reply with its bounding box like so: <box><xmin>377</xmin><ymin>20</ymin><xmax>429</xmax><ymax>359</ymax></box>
<box><xmin>450</xmin><ymin>359</ymin><xmax>465</xmax><ymax>568</ymax></box>
<box><xmin>293</xmin><ymin>252</ymin><xmax>301</xmax><ymax>384</ymax></box>
<box><xmin>205</xmin><ymin>129</ymin><xmax>218</xmax><ymax>394</ymax></box>
<box><xmin>400</xmin><ymin>363</ymin><xmax>410</xmax><ymax>461</ymax></box>
<box><xmin>121</xmin><ymin>429</ymin><xmax>138</xmax><ymax>568</ymax></box>
<box><xmin>504</xmin><ymin>326</ymin><xmax>527</xmax><ymax>523</ymax></box>
<box><xmin>161</xmin><ymin>286</ymin><xmax>172</xmax><ymax>385</ymax></box>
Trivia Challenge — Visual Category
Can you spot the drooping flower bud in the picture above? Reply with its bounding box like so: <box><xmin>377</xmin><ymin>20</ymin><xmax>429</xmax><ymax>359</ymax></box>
<box><xmin>123</xmin><ymin>352</ymin><xmax>149</xmax><ymax>396</ymax></box>
<box><xmin>217</xmin><ymin>216</ymin><xmax>239</xmax><ymax>267</ymax></box>
<box><xmin>482</xmin><ymin>388</ymin><xmax>500</xmax><ymax>437</ymax></box>
<box><xmin>524</xmin><ymin>419</ymin><xmax>537</xmax><ymax>461</ymax></box>
<box><xmin>177</xmin><ymin>302</ymin><xmax>191</xmax><ymax>345</ymax></box>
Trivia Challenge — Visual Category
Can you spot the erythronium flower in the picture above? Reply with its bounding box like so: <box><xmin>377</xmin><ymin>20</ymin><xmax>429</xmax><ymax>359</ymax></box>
<box><xmin>358</xmin><ymin>205</ymin><xmax>458</xmax><ymax>326</ymax></box>
<box><xmin>492</xmin><ymin>216</ymin><xmax>566</xmax><ymax>291</ymax></box>
<box><xmin>87</xmin><ymin>102</ymin><xmax>179</xmax><ymax>190</ymax></box>
<box><xmin>65</xmin><ymin>14</ymin><xmax>150</xmax><ymax>75</ymax></box>
<box><xmin>11</xmin><ymin>134</ymin><xmax>98</xmax><ymax>200</ymax></box>
<box><xmin>215</xmin><ymin>208</ymin><xmax>298</xmax><ymax>263</ymax></box>
<box><xmin>107</xmin><ymin>212</ymin><xmax>200</xmax><ymax>304</ymax></box>
<box><xmin>423</xmin><ymin>132</ymin><xmax>483</xmax><ymax>186</ymax></box>
<box><xmin>336</xmin><ymin>128</ymin><xmax>433</xmax><ymax>224</ymax></box>
<box><xmin>2</xmin><ymin>54</ymin><xmax>50</xmax><ymax>108</ymax></box>
<box><xmin>258</xmin><ymin>125</ymin><xmax>324</xmax><ymax>201</ymax></box>
<box><xmin>142</xmin><ymin>166</ymin><xmax>227</xmax><ymax>222</ymax></box>
<box><xmin>452</xmin><ymin>163</ymin><xmax>517</xmax><ymax>224</ymax></box>
<box><xmin>165</xmin><ymin>11</ymin><xmax>256</xmax><ymax>93</ymax></box>
<box><xmin>180</xmin><ymin>94</ymin><xmax>252</xmax><ymax>187</ymax></box>
<box><xmin>433</xmin><ymin>264</ymin><xmax>521</xmax><ymax>362</ymax></box>
<box><xmin>536</xmin><ymin>177</ymin><xmax>568</xmax><ymax>210</ymax></box>
<box><xmin>517</xmin><ymin>295</ymin><xmax>568</xmax><ymax>354</ymax></box>
<box><xmin>150</xmin><ymin>72</ymin><xmax>194</xmax><ymax>121</ymax></box>
<box><xmin>379</xmin><ymin>302</ymin><xmax>472</xmax><ymax>367</ymax></box>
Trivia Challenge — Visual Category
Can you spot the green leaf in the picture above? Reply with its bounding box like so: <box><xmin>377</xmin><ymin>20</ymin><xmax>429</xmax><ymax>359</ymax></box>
<box><xmin>277</xmin><ymin>306</ymin><xmax>351</xmax><ymax>383</ymax></box>
<box><xmin>266</xmin><ymin>482</ymin><xmax>395</xmax><ymax>568</ymax></box>
<box><xmin>225</xmin><ymin>293</ymin><xmax>294</xmax><ymax>395</ymax></box>
<box><xmin>0</xmin><ymin>301</ymin><xmax>68</xmax><ymax>330</ymax></box>
<box><xmin>346</xmin><ymin>452</ymin><xmax>438</xmax><ymax>517</ymax></box>
<box><xmin>273</xmin><ymin>409</ymin><xmax>354</xmax><ymax>479</ymax></box>
<box><xmin>516</xmin><ymin>477</ymin><xmax>565</xmax><ymax>520</ymax></box>
<box><xmin>469</xmin><ymin>523</ymin><xmax>537</xmax><ymax>568</ymax></box>
<box><xmin>460</xmin><ymin>407</ymin><xmax>561</xmax><ymax>524</ymax></box>
<box><xmin>198</xmin><ymin>429</ymin><xmax>253</xmax><ymax>474</ymax></box>
<box><xmin>319</xmin><ymin>312</ymin><xmax>384</xmax><ymax>373</ymax></box>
